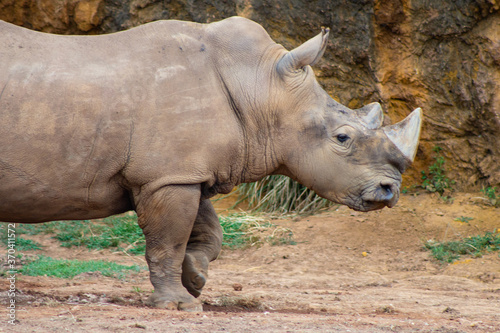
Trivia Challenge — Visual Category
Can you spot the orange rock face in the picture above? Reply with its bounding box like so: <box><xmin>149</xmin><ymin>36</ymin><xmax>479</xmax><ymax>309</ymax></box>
<box><xmin>74</xmin><ymin>0</ymin><xmax>103</xmax><ymax>32</ymax></box>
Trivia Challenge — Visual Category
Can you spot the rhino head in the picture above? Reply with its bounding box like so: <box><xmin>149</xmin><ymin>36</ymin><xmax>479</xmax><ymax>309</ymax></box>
<box><xmin>267</xmin><ymin>28</ymin><xmax>422</xmax><ymax>212</ymax></box>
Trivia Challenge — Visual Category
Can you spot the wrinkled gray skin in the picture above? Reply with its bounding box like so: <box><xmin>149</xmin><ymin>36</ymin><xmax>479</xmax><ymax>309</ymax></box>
<box><xmin>0</xmin><ymin>17</ymin><xmax>421</xmax><ymax>311</ymax></box>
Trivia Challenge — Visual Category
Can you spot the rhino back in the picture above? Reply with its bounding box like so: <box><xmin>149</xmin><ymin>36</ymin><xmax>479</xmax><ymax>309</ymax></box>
<box><xmin>0</xmin><ymin>20</ymin><xmax>244</xmax><ymax>222</ymax></box>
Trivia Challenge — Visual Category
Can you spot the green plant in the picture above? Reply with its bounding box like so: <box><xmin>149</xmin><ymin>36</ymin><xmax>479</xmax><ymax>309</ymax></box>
<box><xmin>481</xmin><ymin>186</ymin><xmax>499</xmax><ymax>207</ymax></box>
<box><xmin>236</xmin><ymin>175</ymin><xmax>337</xmax><ymax>215</ymax></box>
<box><xmin>454</xmin><ymin>216</ymin><xmax>473</xmax><ymax>223</ymax></box>
<box><xmin>424</xmin><ymin>231</ymin><xmax>500</xmax><ymax>263</ymax></box>
<box><xmin>401</xmin><ymin>185</ymin><xmax>419</xmax><ymax>195</ymax></box>
<box><xmin>19</xmin><ymin>256</ymin><xmax>144</xmax><ymax>279</ymax></box>
<box><xmin>132</xmin><ymin>286</ymin><xmax>144</xmax><ymax>293</ymax></box>
<box><xmin>421</xmin><ymin>146</ymin><xmax>455</xmax><ymax>198</ymax></box>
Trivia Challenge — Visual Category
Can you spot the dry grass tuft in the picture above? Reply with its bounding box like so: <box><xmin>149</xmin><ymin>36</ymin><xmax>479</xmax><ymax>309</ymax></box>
<box><xmin>236</xmin><ymin>175</ymin><xmax>338</xmax><ymax>215</ymax></box>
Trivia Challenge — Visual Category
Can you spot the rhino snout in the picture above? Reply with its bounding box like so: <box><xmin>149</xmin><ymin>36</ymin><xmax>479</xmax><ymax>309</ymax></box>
<box><xmin>375</xmin><ymin>182</ymin><xmax>399</xmax><ymax>208</ymax></box>
<box><xmin>340</xmin><ymin>180</ymin><xmax>401</xmax><ymax>212</ymax></box>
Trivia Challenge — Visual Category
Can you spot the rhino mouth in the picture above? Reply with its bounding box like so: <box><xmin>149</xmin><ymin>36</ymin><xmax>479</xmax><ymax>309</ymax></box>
<box><xmin>347</xmin><ymin>183</ymin><xmax>400</xmax><ymax>212</ymax></box>
<box><xmin>354</xmin><ymin>199</ymin><xmax>392</xmax><ymax>212</ymax></box>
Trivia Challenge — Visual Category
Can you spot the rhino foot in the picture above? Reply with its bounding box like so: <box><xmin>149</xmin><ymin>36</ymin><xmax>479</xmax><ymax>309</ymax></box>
<box><xmin>182</xmin><ymin>252</ymin><xmax>209</xmax><ymax>297</ymax></box>
<box><xmin>145</xmin><ymin>291</ymin><xmax>203</xmax><ymax>312</ymax></box>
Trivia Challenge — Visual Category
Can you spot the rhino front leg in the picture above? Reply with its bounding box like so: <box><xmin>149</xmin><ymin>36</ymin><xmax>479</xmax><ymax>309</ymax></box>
<box><xmin>136</xmin><ymin>184</ymin><xmax>202</xmax><ymax>311</ymax></box>
<box><xmin>182</xmin><ymin>199</ymin><xmax>223</xmax><ymax>297</ymax></box>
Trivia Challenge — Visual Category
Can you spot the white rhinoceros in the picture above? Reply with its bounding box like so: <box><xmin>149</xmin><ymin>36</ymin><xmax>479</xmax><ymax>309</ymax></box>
<box><xmin>0</xmin><ymin>16</ymin><xmax>421</xmax><ymax>311</ymax></box>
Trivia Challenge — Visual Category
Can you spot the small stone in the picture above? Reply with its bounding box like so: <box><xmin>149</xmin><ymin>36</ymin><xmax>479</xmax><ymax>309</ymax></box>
<box><xmin>232</xmin><ymin>283</ymin><xmax>243</xmax><ymax>291</ymax></box>
<box><xmin>130</xmin><ymin>323</ymin><xmax>146</xmax><ymax>329</ymax></box>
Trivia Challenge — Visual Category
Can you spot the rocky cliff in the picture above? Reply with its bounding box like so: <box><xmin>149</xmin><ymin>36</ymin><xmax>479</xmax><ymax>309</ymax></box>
<box><xmin>1</xmin><ymin>0</ymin><xmax>499</xmax><ymax>189</ymax></box>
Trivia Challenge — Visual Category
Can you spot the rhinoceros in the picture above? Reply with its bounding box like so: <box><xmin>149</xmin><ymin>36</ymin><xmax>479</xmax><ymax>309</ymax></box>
<box><xmin>0</xmin><ymin>16</ymin><xmax>421</xmax><ymax>311</ymax></box>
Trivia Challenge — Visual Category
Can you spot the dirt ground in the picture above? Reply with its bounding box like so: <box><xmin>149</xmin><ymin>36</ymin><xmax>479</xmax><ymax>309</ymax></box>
<box><xmin>1</xmin><ymin>192</ymin><xmax>499</xmax><ymax>332</ymax></box>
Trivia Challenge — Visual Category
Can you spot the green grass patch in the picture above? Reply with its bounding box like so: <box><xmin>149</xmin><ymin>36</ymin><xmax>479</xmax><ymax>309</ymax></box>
<box><xmin>220</xmin><ymin>213</ymin><xmax>296</xmax><ymax>248</ymax></box>
<box><xmin>481</xmin><ymin>186</ymin><xmax>499</xmax><ymax>207</ymax></box>
<box><xmin>421</xmin><ymin>146</ymin><xmax>455</xmax><ymax>202</ymax></box>
<box><xmin>53</xmin><ymin>215</ymin><xmax>145</xmax><ymax>252</ymax></box>
<box><xmin>19</xmin><ymin>256</ymin><xmax>143</xmax><ymax>279</ymax></box>
<box><xmin>9</xmin><ymin>212</ymin><xmax>295</xmax><ymax>253</ymax></box>
<box><xmin>219</xmin><ymin>214</ymin><xmax>262</xmax><ymax>248</ymax></box>
<box><xmin>236</xmin><ymin>175</ymin><xmax>337</xmax><ymax>215</ymax></box>
<box><xmin>14</xmin><ymin>237</ymin><xmax>43</xmax><ymax>251</ymax></box>
<box><xmin>13</xmin><ymin>215</ymin><xmax>146</xmax><ymax>255</ymax></box>
<box><xmin>425</xmin><ymin>231</ymin><xmax>500</xmax><ymax>263</ymax></box>
<box><xmin>16</xmin><ymin>221</ymin><xmax>70</xmax><ymax>236</ymax></box>
<box><xmin>0</xmin><ymin>224</ymin><xmax>43</xmax><ymax>251</ymax></box>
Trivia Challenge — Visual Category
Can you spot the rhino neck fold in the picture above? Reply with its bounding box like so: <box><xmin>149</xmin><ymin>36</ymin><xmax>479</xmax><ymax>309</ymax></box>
<box><xmin>214</xmin><ymin>76</ymin><xmax>280</xmax><ymax>185</ymax></box>
<box><xmin>206</xmin><ymin>26</ymin><xmax>288</xmax><ymax>185</ymax></box>
<box><xmin>217</xmin><ymin>72</ymin><xmax>281</xmax><ymax>185</ymax></box>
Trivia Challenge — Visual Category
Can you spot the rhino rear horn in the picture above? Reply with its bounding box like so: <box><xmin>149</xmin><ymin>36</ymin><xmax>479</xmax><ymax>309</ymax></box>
<box><xmin>357</xmin><ymin>102</ymin><xmax>384</xmax><ymax>129</ymax></box>
<box><xmin>277</xmin><ymin>27</ymin><xmax>330</xmax><ymax>74</ymax></box>
<box><xmin>383</xmin><ymin>108</ymin><xmax>422</xmax><ymax>162</ymax></box>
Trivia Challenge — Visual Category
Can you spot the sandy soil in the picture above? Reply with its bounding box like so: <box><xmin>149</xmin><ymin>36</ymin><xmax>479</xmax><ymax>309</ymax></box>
<box><xmin>1</xmin><ymin>192</ymin><xmax>499</xmax><ymax>332</ymax></box>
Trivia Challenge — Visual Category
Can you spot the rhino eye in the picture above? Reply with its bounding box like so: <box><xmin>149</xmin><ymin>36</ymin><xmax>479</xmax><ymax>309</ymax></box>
<box><xmin>336</xmin><ymin>134</ymin><xmax>350</xmax><ymax>143</ymax></box>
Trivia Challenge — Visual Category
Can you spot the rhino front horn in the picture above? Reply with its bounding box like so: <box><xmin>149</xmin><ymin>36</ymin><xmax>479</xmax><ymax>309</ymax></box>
<box><xmin>383</xmin><ymin>108</ymin><xmax>422</xmax><ymax>162</ymax></box>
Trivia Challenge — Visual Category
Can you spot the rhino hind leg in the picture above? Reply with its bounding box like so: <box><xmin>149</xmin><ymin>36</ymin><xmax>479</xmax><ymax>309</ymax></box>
<box><xmin>182</xmin><ymin>199</ymin><xmax>223</xmax><ymax>297</ymax></box>
<box><xmin>137</xmin><ymin>184</ymin><xmax>203</xmax><ymax>311</ymax></box>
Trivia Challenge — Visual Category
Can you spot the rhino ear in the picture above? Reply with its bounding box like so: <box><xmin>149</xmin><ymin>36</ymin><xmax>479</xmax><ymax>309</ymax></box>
<box><xmin>277</xmin><ymin>27</ymin><xmax>330</xmax><ymax>75</ymax></box>
<box><xmin>357</xmin><ymin>102</ymin><xmax>384</xmax><ymax>129</ymax></box>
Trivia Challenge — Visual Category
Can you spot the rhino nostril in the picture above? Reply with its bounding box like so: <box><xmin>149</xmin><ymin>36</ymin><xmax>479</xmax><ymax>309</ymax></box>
<box><xmin>379</xmin><ymin>183</ymin><xmax>394</xmax><ymax>201</ymax></box>
<box><xmin>381</xmin><ymin>184</ymin><xmax>392</xmax><ymax>195</ymax></box>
